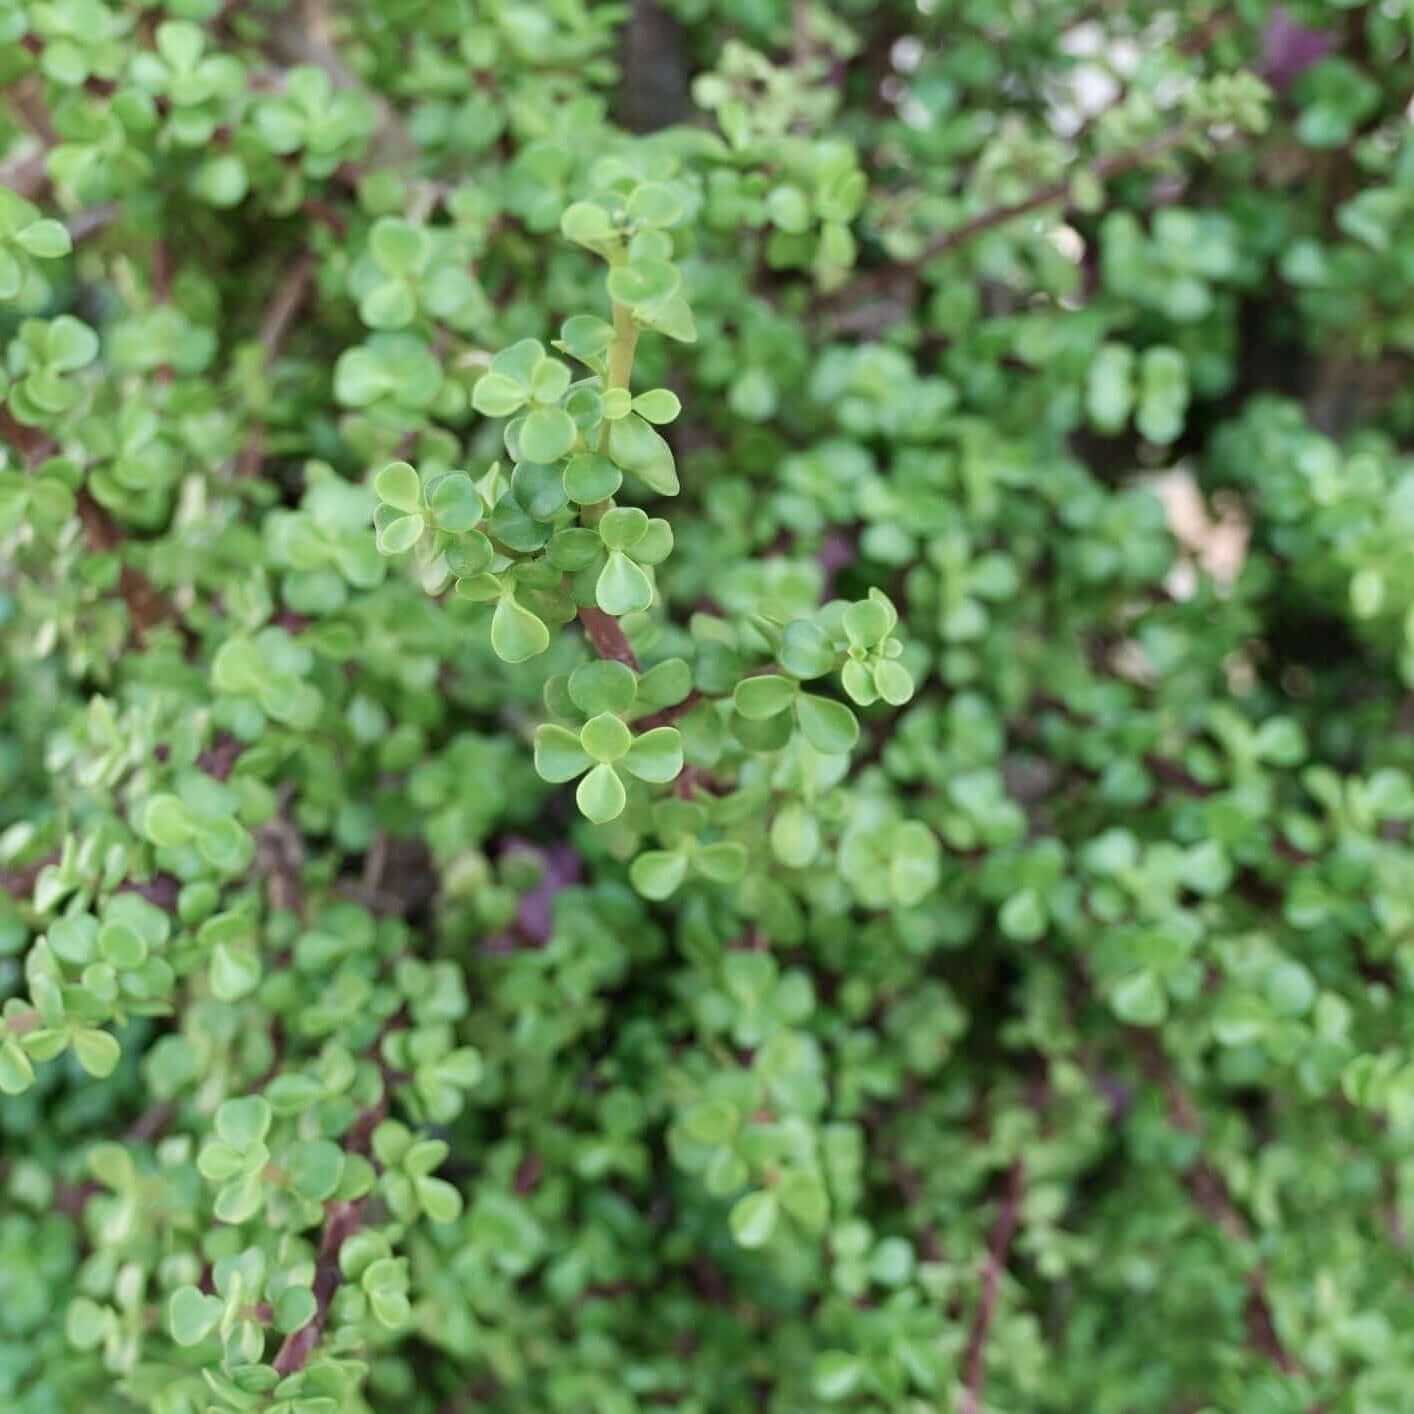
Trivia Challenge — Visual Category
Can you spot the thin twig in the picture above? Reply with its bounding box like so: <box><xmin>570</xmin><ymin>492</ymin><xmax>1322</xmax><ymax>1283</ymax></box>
<box><xmin>272</xmin><ymin>1028</ymin><xmax>405</xmax><ymax>1376</ymax></box>
<box><xmin>842</xmin><ymin>126</ymin><xmax>1194</xmax><ymax>303</ymax></box>
<box><xmin>257</xmin><ymin>252</ymin><xmax>316</xmax><ymax>369</ymax></box>
<box><xmin>578</xmin><ymin>605</ymin><xmax>640</xmax><ymax>668</ymax></box>
<box><xmin>1128</xmin><ymin>1029</ymin><xmax>1301</xmax><ymax>1376</ymax></box>
<box><xmin>74</xmin><ymin>488</ymin><xmax>184</xmax><ymax>648</ymax></box>
<box><xmin>66</xmin><ymin>204</ymin><xmax>118</xmax><ymax>243</ymax></box>
<box><xmin>960</xmin><ymin>1158</ymin><xmax>1025</xmax><ymax>1414</ymax></box>
<box><xmin>271</xmin><ymin>1197</ymin><xmax>363</xmax><ymax>1376</ymax></box>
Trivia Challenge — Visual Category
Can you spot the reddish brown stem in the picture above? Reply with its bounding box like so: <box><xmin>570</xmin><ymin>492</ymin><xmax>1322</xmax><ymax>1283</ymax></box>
<box><xmin>960</xmin><ymin>1158</ymin><xmax>1025</xmax><ymax>1414</ymax></box>
<box><xmin>1129</xmin><ymin>1029</ymin><xmax>1301</xmax><ymax>1377</ymax></box>
<box><xmin>76</xmin><ymin>489</ymin><xmax>179</xmax><ymax>646</ymax></box>
<box><xmin>271</xmin><ymin>1197</ymin><xmax>363</xmax><ymax>1376</ymax></box>
<box><xmin>270</xmin><ymin>1053</ymin><xmax>397</xmax><ymax>1376</ymax></box>
<box><xmin>578</xmin><ymin>606</ymin><xmax>640</xmax><ymax>669</ymax></box>
<box><xmin>844</xmin><ymin>127</ymin><xmax>1194</xmax><ymax>303</ymax></box>
<box><xmin>257</xmin><ymin>252</ymin><xmax>316</xmax><ymax>368</ymax></box>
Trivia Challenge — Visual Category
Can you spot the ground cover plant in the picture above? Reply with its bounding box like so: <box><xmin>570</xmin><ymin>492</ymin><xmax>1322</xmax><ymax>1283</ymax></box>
<box><xmin>2</xmin><ymin>0</ymin><xmax>1414</xmax><ymax>1409</ymax></box>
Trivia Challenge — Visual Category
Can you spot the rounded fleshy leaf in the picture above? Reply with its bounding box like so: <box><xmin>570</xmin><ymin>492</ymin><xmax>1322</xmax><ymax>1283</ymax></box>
<box><xmin>564</xmin><ymin>453</ymin><xmax>621</xmax><ymax>504</ymax></box>
<box><xmin>533</xmin><ymin>724</ymin><xmax>591</xmax><ymax>783</ymax></box>
<box><xmin>568</xmin><ymin>659</ymin><xmax>637</xmax><ymax>715</ymax></box>
<box><xmin>517</xmin><ymin>407</ymin><xmax>577</xmax><ymax>463</ymax></box>
<box><xmin>490</xmin><ymin>596</ymin><xmax>550</xmax><ymax>663</ymax></box>
<box><xmin>733</xmin><ymin>675</ymin><xmax>797</xmax><ymax>720</ymax></box>
<box><xmin>598</xmin><ymin>506</ymin><xmax>650</xmax><ymax>551</ymax></box>
<box><xmin>576</xmin><ymin>762</ymin><xmax>627</xmax><ymax>823</ymax></box>
<box><xmin>596</xmin><ymin>551</ymin><xmax>654</xmax><ymax>616</ymax></box>
<box><xmin>471</xmin><ymin>372</ymin><xmax>529</xmax><ymax>418</ymax></box>
<box><xmin>629</xmin><ymin>849</ymin><xmax>689</xmax><ymax>900</ymax></box>
<box><xmin>580</xmin><ymin>712</ymin><xmax>633</xmax><ymax>764</ymax></box>
<box><xmin>374</xmin><ymin>461</ymin><xmax>422</xmax><ymax>513</ymax></box>
<box><xmin>169</xmin><ymin>1287</ymin><xmax>224</xmax><ymax>1346</ymax></box>
<box><xmin>796</xmin><ymin>693</ymin><xmax>859</xmax><ymax>755</ymax></box>
<box><xmin>621</xmin><ymin>726</ymin><xmax>682</xmax><ymax>783</ymax></box>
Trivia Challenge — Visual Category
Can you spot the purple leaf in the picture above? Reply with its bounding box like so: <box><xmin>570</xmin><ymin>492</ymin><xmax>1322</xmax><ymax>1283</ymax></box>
<box><xmin>1260</xmin><ymin>8</ymin><xmax>1334</xmax><ymax>91</ymax></box>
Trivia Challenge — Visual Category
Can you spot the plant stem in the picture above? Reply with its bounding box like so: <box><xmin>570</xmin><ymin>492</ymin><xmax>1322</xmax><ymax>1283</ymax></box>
<box><xmin>606</xmin><ymin>299</ymin><xmax>639</xmax><ymax>392</ymax></box>
<box><xmin>579</xmin><ymin>300</ymin><xmax>642</xmax><ymax>659</ymax></box>
<box><xmin>585</xmin><ymin>297</ymin><xmax>639</xmax><ymax>522</ymax></box>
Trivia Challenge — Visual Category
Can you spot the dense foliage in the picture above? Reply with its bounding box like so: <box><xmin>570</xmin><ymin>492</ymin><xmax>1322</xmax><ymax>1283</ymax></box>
<box><xmin>3</xmin><ymin>0</ymin><xmax>1414</xmax><ymax>1409</ymax></box>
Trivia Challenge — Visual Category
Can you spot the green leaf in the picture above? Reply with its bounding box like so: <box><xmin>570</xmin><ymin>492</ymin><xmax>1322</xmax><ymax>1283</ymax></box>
<box><xmin>766</xmin><ymin>185</ymin><xmax>811</xmax><ymax>233</ymax></box>
<box><xmin>215</xmin><ymin>1095</ymin><xmax>272</xmax><ymax>1151</ymax></box>
<box><xmin>632</xmin><ymin>388</ymin><xmax>681</xmax><ymax>424</ymax></box>
<box><xmin>559</xmin><ymin>314</ymin><xmax>615</xmax><ymax>361</ymax></box>
<box><xmin>471</xmin><ymin>372</ymin><xmax>529</xmax><ymax>418</ymax></box>
<box><xmin>770</xmin><ymin>803</ymin><xmax>820</xmax><ymax>869</ymax></box>
<box><xmin>196</xmin><ymin>1139</ymin><xmax>244</xmax><ymax>1182</ymax></box>
<box><xmin>359</xmin><ymin>279</ymin><xmax>412</xmax><ymax>329</ymax></box>
<box><xmin>97</xmin><ymin>922</ymin><xmax>148</xmax><ymax>969</ymax></box>
<box><xmin>214</xmin><ymin>1171</ymin><xmax>265</xmax><ymax>1224</ymax></box>
<box><xmin>15</xmin><ymin>219</ymin><xmax>72</xmax><ymax>258</ymax></box>
<box><xmin>597</xmin><ymin>505</ymin><xmax>649</xmax><ymax>550</ymax></box>
<box><xmin>796</xmin><ymin>694</ymin><xmax>859</xmax><ymax>754</ymax></box>
<box><xmin>66</xmin><ymin>1297</ymin><xmax>110</xmax><ymax>1351</ymax></box>
<box><xmin>621</xmin><ymin>727</ymin><xmax>683</xmax><ymax>783</ymax></box>
<box><xmin>156</xmin><ymin>19</ymin><xmax>204</xmax><ymax>70</ymax></box>
<box><xmin>845</xmin><ymin>656</ymin><xmax>880</xmax><ymax>706</ymax></box>
<box><xmin>568</xmin><ymin>659</ymin><xmax>637</xmax><ymax>715</ymax></box>
<box><xmin>606</xmin><ymin>259</ymin><xmax>679</xmax><ymax>306</ymax></box>
<box><xmin>426</xmin><ymin>472</ymin><xmax>483</xmax><ymax>532</ymax></box>
<box><xmin>576</xmin><ymin>763</ymin><xmax>627</xmax><ymax>823</ymax></box>
<box><xmin>608</xmin><ymin>414</ymin><xmax>679</xmax><ymax>496</ymax></box>
<box><xmin>564</xmin><ymin>453</ymin><xmax>622</xmax><ymax>504</ymax></box>
<box><xmin>580</xmin><ymin>712</ymin><xmax>633</xmax><ymax>764</ymax></box>
<box><xmin>843</xmin><ymin>599</ymin><xmax>891</xmax><ymax>649</ymax></box>
<box><xmin>376</xmin><ymin>512</ymin><xmax>423</xmax><ymax>555</ymax></box>
<box><xmin>682</xmin><ymin>1098</ymin><xmax>740</xmax><ymax>1146</ymax></box>
<box><xmin>873</xmin><ymin>658</ymin><xmax>914</xmax><ymax>706</ymax></box>
<box><xmin>889</xmin><ymin>822</ymin><xmax>940</xmax><ymax>907</ymax></box>
<box><xmin>560</xmin><ymin>201</ymin><xmax>617</xmax><ymax>247</ymax></box>
<box><xmin>414</xmin><ymin>1174</ymin><xmax>463</xmax><ymax>1223</ymax></box>
<box><xmin>369</xmin><ymin>1286</ymin><xmax>411</xmax><ymax>1328</ymax></box>
<box><xmin>813</xmin><ymin>1352</ymin><xmax>865</xmax><ymax>1401</ymax></box>
<box><xmin>728</xmin><ymin>1190</ymin><xmax>778</xmax><ymax>1248</ymax></box>
<box><xmin>490</xmin><ymin>596</ymin><xmax>550</xmax><ymax>663</ymax></box>
<box><xmin>169</xmin><ymin>1287</ymin><xmax>224</xmax><ymax>1346</ymax></box>
<box><xmin>45</xmin><ymin>315</ymin><xmax>99</xmax><ymax>372</ymax></box>
<box><xmin>778</xmin><ymin>1171</ymin><xmax>829</xmax><ymax>1231</ymax></box>
<box><xmin>370</xmin><ymin>218</ymin><xmax>431</xmax><ymax>276</ymax></box>
<box><xmin>596</xmin><ymin>550</ymin><xmax>654</xmax><ymax>615</ymax></box>
<box><xmin>634</xmin><ymin>657</ymin><xmax>691</xmax><ymax>709</ymax></box>
<box><xmin>143</xmin><ymin>794</ymin><xmax>195</xmax><ymax>848</ymax></box>
<box><xmin>629</xmin><ymin>849</ymin><xmax>689</xmax><ymax>900</ymax></box>
<box><xmin>1111</xmin><ymin>970</ymin><xmax>1167</xmax><ymax>1026</ymax></box>
<box><xmin>696</xmin><ymin>841</ymin><xmax>748</xmax><ymax>883</ymax></box>
<box><xmin>733</xmin><ymin>675</ymin><xmax>797</xmax><ymax>720</ymax></box>
<box><xmin>193</xmin><ymin>154</ymin><xmax>248</xmax><ymax>209</ymax></box>
<box><xmin>533</xmin><ymin>723</ymin><xmax>592</xmax><ymax>783</ymax></box>
<box><xmin>999</xmin><ymin>888</ymin><xmax>1046</xmax><ymax>942</ymax></box>
<box><xmin>273</xmin><ymin>1286</ymin><xmax>317</xmax><ymax>1334</ymax></box>
<box><xmin>0</xmin><ymin>1038</ymin><xmax>35</xmax><ymax>1094</ymax></box>
<box><xmin>1265</xmin><ymin>960</ymin><xmax>1316</xmax><ymax>1017</ymax></box>
<box><xmin>210</xmin><ymin>942</ymin><xmax>261</xmax><ymax>1001</ymax></box>
<box><xmin>72</xmin><ymin>1028</ymin><xmax>120</xmax><ymax>1078</ymax></box>
<box><xmin>289</xmin><ymin>1140</ymin><xmax>345</xmax><ymax>1201</ymax></box>
<box><xmin>517</xmin><ymin>407</ymin><xmax>577</xmax><ymax>463</ymax></box>
<box><xmin>627</xmin><ymin>183</ymin><xmax>685</xmax><ymax>228</ymax></box>
<box><xmin>437</xmin><ymin>1046</ymin><xmax>483</xmax><ymax>1087</ymax></box>
<box><xmin>779</xmin><ymin>620</ymin><xmax>835</xmax><ymax>679</ymax></box>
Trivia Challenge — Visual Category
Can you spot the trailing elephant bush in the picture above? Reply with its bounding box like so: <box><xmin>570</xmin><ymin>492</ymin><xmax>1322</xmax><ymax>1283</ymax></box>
<box><xmin>4</xmin><ymin>0</ymin><xmax>1414</xmax><ymax>1410</ymax></box>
